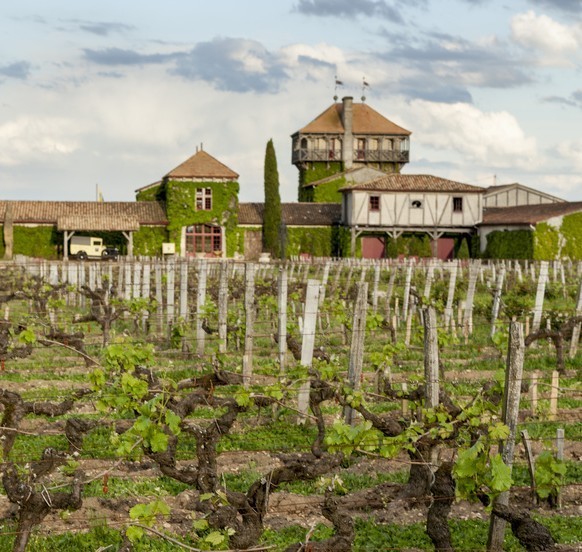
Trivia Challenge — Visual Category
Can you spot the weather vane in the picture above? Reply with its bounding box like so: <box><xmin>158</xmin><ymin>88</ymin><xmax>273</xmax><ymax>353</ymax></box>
<box><xmin>362</xmin><ymin>77</ymin><xmax>369</xmax><ymax>102</ymax></box>
<box><xmin>334</xmin><ymin>75</ymin><xmax>343</xmax><ymax>102</ymax></box>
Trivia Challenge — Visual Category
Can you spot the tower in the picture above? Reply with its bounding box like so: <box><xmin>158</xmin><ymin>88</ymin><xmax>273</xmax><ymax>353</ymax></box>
<box><xmin>292</xmin><ymin>96</ymin><xmax>411</xmax><ymax>202</ymax></box>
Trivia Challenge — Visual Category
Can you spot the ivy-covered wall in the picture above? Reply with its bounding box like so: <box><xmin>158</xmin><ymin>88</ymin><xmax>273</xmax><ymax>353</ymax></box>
<box><xmin>298</xmin><ymin>162</ymin><xmax>343</xmax><ymax>201</ymax></box>
<box><xmin>136</xmin><ymin>183</ymin><xmax>164</xmax><ymax>202</ymax></box>
<box><xmin>484</xmin><ymin>213</ymin><xmax>582</xmax><ymax>260</ymax></box>
<box><xmin>236</xmin><ymin>225</ymin><xmax>348</xmax><ymax>258</ymax></box>
<box><xmin>165</xmin><ymin>179</ymin><xmax>239</xmax><ymax>255</ymax></box>
<box><xmin>133</xmin><ymin>226</ymin><xmax>168</xmax><ymax>256</ymax></box>
<box><xmin>484</xmin><ymin>230</ymin><xmax>534</xmax><ymax>259</ymax></box>
<box><xmin>5</xmin><ymin>226</ymin><xmax>61</xmax><ymax>259</ymax></box>
<box><xmin>559</xmin><ymin>212</ymin><xmax>582</xmax><ymax>259</ymax></box>
<box><xmin>285</xmin><ymin>227</ymin><xmax>335</xmax><ymax>257</ymax></box>
<box><xmin>533</xmin><ymin>223</ymin><xmax>560</xmax><ymax>261</ymax></box>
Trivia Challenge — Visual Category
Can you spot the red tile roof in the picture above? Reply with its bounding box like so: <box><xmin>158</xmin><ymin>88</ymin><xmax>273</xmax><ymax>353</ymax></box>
<box><xmin>165</xmin><ymin>150</ymin><xmax>238</xmax><ymax>180</ymax></box>
<box><xmin>340</xmin><ymin>174</ymin><xmax>484</xmax><ymax>193</ymax></box>
<box><xmin>238</xmin><ymin>203</ymin><xmax>342</xmax><ymax>226</ymax></box>
<box><xmin>294</xmin><ymin>102</ymin><xmax>411</xmax><ymax>136</ymax></box>
<box><xmin>0</xmin><ymin>201</ymin><xmax>168</xmax><ymax>230</ymax></box>
<box><xmin>482</xmin><ymin>202</ymin><xmax>582</xmax><ymax>225</ymax></box>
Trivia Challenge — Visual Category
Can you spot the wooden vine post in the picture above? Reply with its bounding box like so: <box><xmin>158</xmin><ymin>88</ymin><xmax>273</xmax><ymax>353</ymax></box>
<box><xmin>556</xmin><ymin>428</ymin><xmax>564</xmax><ymax>509</ymax></box>
<box><xmin>166</xmin><ymin>258</ymin><xmax>175</xmax><ymax>327</ymax></box>
<box><xmin>490</xmin><ymin>264</ymin><xmax>506</xmax><ymax>337</ymax></box>
<box><xmin>195</xmin><ymin>260</ymin><xmax>207</xmax><ymax>355</ymax></box>
<box><xmin>463</xmin><ymin>260</ymin><xmax>481</xmax><ymax>336</ymax></box>
<box><xmin>344</xmin><ymin>282</ymin><xmax>369</xmax><ymax>425</ymax></box>
<box><xmin>142</xmin><ymin>261</ymin><xmax>151</xmax><ymax>331</ymax></box>
<box><xmin>487</xmin><ymin>321</ymin><xmax>525</xmax><ymax>551</ymax></box>
<box><xmin>278</xmin><ymin>268</ymin><xmax>288</xmax><ymax>372</ymax></box>
<box><xmin>242</xmin><ymin>263</ymin><xmax>256</xmax><ymax>387</ymax></box>
<box><xmin>154</xmin><ymin>261</ymin><xmax>163</xmax><ymax>334</ymax></box>
<box><xmin>444</xmin><ymin>261</ymin><xmax>458</xmax><ymax>330</ymax></box>
<box><xmin>532</xmin><ymin>261</ymin><xmax>549</xmax><ymax>332</ymax></box>
<box><xmin>297</xmin><ymin>279</ymin><xmax>321</xmax><ymax>423</ymax></box>
<box><xmin>569</xmin><ymin>278</ymin><xmax>582</xmax><ymax>358</ymax></box>
<box><xmin>402</xmin><ymin>259</ymin><xmax>413</xmax><ymax>326</ymax></box>
<box><xmin>423</xmin><ymin>306</ymin><xmax>439</xmax><ymax>409</ymax></box>
<box><xmin>217</xmin><ymin>261</ymin><xmax>229</xmax><ymax>354</ymax></box>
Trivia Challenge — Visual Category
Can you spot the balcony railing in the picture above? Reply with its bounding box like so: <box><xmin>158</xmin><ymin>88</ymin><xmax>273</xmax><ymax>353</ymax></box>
<box><xmin>292</xmin><ymin>148</ymin><xmax>409</xmax><ymax>164</ymax></box>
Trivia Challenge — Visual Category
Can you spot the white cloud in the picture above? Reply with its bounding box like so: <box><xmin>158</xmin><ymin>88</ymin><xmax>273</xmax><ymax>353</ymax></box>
<box><xmin>511</xmin><ymin>11</ymin><xmax>582</xmax><ymax>66</ymax></box>
<box><xmin>556</xmin><ymin>139</ymin><xmax>582</xmax><ymax>170</ymax></box>
<box><xmin>403</xmin><ymin>100</ymin><xmax>539</xmax><ymax>169</ymax></box>
<box><xmin>0</xmin><ymin>116</ymin><xmax>78</xmax><ymax>166</ymax></box>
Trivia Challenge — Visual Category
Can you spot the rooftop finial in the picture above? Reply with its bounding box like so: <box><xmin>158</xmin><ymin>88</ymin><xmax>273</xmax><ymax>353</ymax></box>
<box><xmin>361</xmin><ymin>77</ymin><xmax>369</xmax><ymax>102</ymax></box>
<box><xmin>334</xmin><ymin>75</ymin><xmax>343</xmax><ymax>102</ymax></box>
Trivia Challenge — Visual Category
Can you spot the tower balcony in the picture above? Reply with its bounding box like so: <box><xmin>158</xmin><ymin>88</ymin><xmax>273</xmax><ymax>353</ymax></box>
<box><xmin>292</xmin><ymin>148</ymin><xmax>409</xmax><ymax>165</ymax></box>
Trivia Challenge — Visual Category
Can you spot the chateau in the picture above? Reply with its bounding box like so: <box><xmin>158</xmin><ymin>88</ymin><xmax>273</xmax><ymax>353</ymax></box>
<box><xmin>1</xmin><ymin>97</ymin><xmax>581</xmax><ymax>261</ymax></box>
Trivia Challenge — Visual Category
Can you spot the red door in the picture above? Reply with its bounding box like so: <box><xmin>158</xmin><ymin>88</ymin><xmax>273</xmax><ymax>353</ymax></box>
<box><xmin>362</xmin><ymin>236</ymin><xmax>386</xmax><ymax>259</ymax></box>
<box><xmin>436</xmin><ymin>238</ymin><xmax>455</xmax><ymax>260</ymax></box>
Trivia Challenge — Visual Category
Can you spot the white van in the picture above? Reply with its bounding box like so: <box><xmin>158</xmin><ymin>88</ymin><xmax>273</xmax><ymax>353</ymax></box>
<box><xmin>69</xmin><ymin>236</ymin><xmax>119</xmax><ymax>260</ymax></box>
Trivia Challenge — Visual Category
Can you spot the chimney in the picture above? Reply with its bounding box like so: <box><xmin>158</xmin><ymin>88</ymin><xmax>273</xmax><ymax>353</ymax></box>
<box><xmin>341</xmin><ymin>96</ymin><xmax>354</xmax><ymax>169</ymax></box>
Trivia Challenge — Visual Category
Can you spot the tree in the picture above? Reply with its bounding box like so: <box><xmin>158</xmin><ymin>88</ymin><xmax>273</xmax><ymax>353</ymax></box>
<box><xmin>263</xmin><ymin>139</ymin><xmax>282</xmax><ymax>258</ymax></box>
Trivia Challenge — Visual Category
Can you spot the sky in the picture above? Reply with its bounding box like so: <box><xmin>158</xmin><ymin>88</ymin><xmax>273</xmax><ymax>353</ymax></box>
<box><xmin>0</xmin><ymin>0</ymin><xmax>581</xmax><ymax>204</ymax></box>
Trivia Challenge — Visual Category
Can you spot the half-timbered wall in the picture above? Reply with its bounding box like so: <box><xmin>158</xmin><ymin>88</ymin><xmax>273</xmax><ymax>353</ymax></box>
<box><xmin>344</xmin><ymin>191</ymin><xmax>482</xmax><ymax>228</ymax></box>
<box><xmin>484</xmin><ymin>186</ymin><xmax>564</xmax><ymax>208</ymax></box>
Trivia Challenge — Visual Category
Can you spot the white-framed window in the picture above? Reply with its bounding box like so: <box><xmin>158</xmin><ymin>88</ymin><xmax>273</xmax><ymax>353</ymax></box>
<box><xmin>369</xmin><ymin>195</ymin><xmax>380</xmax><ymax>211</ymax></box>
<box><xmin>453</xmin><ymin>197</ymin><xmax>463</xmax><ymax>212</ymax></box>
<box><xmin>196</xmin><ymin>188</ymin><xmax>212</xmax><ymax>210</ymax></box>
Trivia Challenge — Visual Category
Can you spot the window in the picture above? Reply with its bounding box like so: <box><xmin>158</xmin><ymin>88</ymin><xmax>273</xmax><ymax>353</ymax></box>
<box><xmin>453</xmin><ymin>197</ymin><xmax>463</xmax><ymax>212</ymax></box>
<box><xmin>369</xmin><ymin>195</ymin><xmax>380</xmax><ymax>211</ymax></box>
<box><xmin>196</xmin><ymin>188</ymin><xmax>212</xmax><ymax>210</ymax></box>
<box><xmin>356</xmin><ymin>138</ymin><xmax>366</xmax><ymax>159</ymax></box>
<box><xmin>185</xmin><ymin>224</ymin><xmax>222</xmax><ymax>255</ymax></box>
<box><xmin>411</xmin><ymin>200</ymin><xmax>423</xmax><ymax>209</ymax></box>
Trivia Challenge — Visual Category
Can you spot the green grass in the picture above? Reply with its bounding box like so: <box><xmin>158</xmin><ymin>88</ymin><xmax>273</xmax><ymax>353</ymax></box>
<box><xmin>519</xmin><ymin>420</ymin><xmax>582</xmax><ymax>441</ymax></box>
<box><xmin>83</xmin><ymin>475</ymin><xmax>189</xmax><ymax>498</ymax></box>
<box><xmin>217</xmin><ymin>420</ymin><xmax>317</xmax><ymax>453</ymax></box>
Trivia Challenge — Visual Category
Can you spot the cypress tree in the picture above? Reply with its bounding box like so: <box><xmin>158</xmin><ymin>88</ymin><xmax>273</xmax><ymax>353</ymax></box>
<box><xmin>263</xmin><ymin>139</ymin><xmax>282</xmax><ymax>258</ymax></box>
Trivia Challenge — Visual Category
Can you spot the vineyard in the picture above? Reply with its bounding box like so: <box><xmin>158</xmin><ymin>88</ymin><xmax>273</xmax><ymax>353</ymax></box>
<box><xmin>0</xmin><ymin>257</ymin><xmax>580</xmax><ymax>552</ymax></box>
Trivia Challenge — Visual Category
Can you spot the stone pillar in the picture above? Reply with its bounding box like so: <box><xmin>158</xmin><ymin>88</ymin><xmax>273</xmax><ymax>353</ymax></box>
<box><xmin>341</xmin><ymin>96</ymin><xmax>354</xmax><ymax>169</ymax></box>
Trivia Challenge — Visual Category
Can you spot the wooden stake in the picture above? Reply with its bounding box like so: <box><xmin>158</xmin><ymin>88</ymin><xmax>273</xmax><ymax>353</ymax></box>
<box><xmin>278</xmin><ymin>268</ymin><xmax>288</xmax><ymax>372</ymax></box>
<box><xmin>487</xmin><ymin>321</ymin><xmax>525</xmax><ymax>551</ymax></box>
<box><xmin>195</xmin><ymin>260</ymin><xmax>207</xmax><ymax>355</ymax></box>
<box><xmin>345</xmin><ymin>282</ymin><xmax>369</xmax><ymax>425</ymax></box>
<box><xmin>297</xmin><ymin>279</ymin><xmax>321</xmax><ymax>423</ymax></box>
<box><xmin>556</xmin><ymin>428</ymin><xmax>564</xmax><ymax>509</ymax></box>
<box><xmin>423</xmin><ymin>306</ymin><xmax>439</xmax><ymax>409</ymax></box>
<box><xmin>490</xmin><ymin>265</ymin><xmax>506</xmax><ymax>337</ymax></box>
<box><xmin>530</xmin><ymin>371</ymin><xmax>538</xmax><ymax>417</ymax></box>
<box><xmin>520</xmin><ymin>429</ymin><xmax>537</xmax><ymax>505</ymax></box>
<box><xmin>532</xmin><ymin>261</ymin><xmax>549</xmax><ymax>332</ymax></box>
<box><xmin>241</xmin><ymin>263</ymin><xmax>257</xmax><ymax>386</ymax></box>
<box><xmin>549</xmin><ymin>370</ymin><xmax>559</xmax><ymax>421</ymax></box>
<box><xmin>568</xmin><ymin>278</ymin><xmax>582</xmax><ymax>358</ymax></box>
<box><xmin>218</xmin><ymin>261</ymin><xmax>228</xmax><ymax>354</ymax></box>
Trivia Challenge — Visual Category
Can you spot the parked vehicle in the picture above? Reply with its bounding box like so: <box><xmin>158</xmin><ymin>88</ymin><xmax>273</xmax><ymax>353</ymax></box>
<box><xmin>69</xmin><ymin>236</ymin><xmax>119</xmax><ymax>260</ymax></box>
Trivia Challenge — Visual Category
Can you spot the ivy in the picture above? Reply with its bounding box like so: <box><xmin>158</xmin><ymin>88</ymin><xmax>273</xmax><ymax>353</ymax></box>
<box><xmin>165</xmin><ymin>179</ymin><xmax>239</xmax><ymax>255</ymax></box>
<box><xmin>560</xmin><ymin>212</ymin><xmax>582</xmax><ymax>259</ymax></box>
<box><xmin>484</xmin><ymin>230</ymin><xmax>534</xmax><ymax>259</ymax></box>
<box><xmin>133</xmin><ymin>226</ymin><xmax>168</xmax><ymax>256</ymax></box>
<box><xmin>534</xmin><ymin>222</ymin><xmax>560</xmax><ymax>261</ymax></box>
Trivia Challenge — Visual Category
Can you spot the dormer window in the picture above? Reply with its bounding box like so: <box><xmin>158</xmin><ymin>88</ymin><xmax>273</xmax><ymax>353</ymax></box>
<box><xmin>196</xmin><ymin>188</ymin><xmax>212</xmax><ymax>210</ymax></box>
<box><xmin>411</xmin><ymin>200</ymin><xmax>423</xmax><ymax>209</ymax></box>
